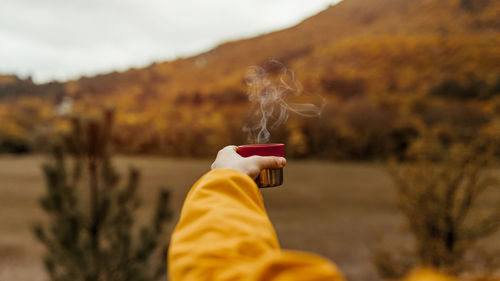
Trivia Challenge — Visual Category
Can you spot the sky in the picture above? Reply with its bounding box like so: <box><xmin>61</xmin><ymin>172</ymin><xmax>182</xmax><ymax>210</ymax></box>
<box><xmin>0</xmin><ymin>0</ymin><xmax>341</xmax><ymax>83</ymax></box>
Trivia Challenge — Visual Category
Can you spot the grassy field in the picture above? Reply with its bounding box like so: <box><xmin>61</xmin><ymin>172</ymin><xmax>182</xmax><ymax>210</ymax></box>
<box><xmin>0</xmin><ymin>156</ymin><xmax>498</xmax><ymax>281</ymax></box>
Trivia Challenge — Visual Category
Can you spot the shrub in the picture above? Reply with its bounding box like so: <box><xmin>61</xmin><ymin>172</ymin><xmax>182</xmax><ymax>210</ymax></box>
<box><xmin>33</xmin><ymin>109</ymin><xmax>173</xmax><ymax>281</ymax></box>
<box><xmin>373</xmin><ymin>136</ymin><xmax>500</xmax><ymax>279</ymax></box>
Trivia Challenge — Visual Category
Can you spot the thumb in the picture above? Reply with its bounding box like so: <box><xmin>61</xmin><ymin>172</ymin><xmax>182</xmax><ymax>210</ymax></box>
<box><xmin>251</xmin><ymin>156</ymin><xmax>286</xmax><ymax>170</ymax></box>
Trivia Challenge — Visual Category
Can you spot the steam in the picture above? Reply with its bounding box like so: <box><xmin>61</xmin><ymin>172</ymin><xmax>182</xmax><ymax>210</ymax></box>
<box><xmin>243</xmin><ymin>60</ymin><xmax>325</xmax><ymax>144</ymax></box>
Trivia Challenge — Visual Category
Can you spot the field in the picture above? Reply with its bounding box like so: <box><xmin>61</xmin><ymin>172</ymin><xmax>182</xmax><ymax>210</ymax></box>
<box><xmin>0</xmin><ymin>156</ymin><xmax>498</xmax><ymax>281</ymax></box>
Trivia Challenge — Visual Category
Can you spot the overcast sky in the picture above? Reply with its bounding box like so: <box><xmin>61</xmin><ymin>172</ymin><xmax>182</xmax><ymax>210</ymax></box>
<box><xmin>0</xmin><ymin>0</ymin><xmax>341</xmax><ymax>83</ymax></box>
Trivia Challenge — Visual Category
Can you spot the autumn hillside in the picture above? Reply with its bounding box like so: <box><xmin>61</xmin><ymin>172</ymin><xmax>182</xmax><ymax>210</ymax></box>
<box><xmin>1</xmin><ymin>0</ymin><xmax>500</xmax><ymax>158</ymax></box>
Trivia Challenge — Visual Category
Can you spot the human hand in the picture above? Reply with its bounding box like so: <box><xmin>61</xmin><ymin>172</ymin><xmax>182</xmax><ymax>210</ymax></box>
<box><xmin>211</xmin><ymin>145</ymin><xmax>286</xmax><ymax>179</ymax></box>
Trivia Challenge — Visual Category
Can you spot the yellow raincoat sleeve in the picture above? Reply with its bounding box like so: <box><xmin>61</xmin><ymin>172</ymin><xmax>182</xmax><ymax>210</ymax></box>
<box><xmin>168</xmin><ymin>169</ymin><xmax>345</xmax><ymax>281</ymax></box>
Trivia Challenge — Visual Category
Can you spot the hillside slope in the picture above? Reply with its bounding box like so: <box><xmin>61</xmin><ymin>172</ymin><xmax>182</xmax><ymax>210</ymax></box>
<box><xmin>1</xmin><ymin>0</ymin><xmax>499</xmax><ymax>157</ymax></box>
<box><xmin>66</xmin><ymin>0</ymin><xmax>500</xmax><ymax>99</ymax></box>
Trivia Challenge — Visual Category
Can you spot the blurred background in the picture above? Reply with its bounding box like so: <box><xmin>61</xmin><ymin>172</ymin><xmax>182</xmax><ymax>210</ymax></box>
<box><xmin>1</xmin><ymin>0</ymin><xmax>499</xmax><ymax>280</ymax></box>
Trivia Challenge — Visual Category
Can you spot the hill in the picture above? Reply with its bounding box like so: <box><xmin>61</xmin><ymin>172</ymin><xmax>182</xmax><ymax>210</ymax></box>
<box><xmin>1</xmin><ymin>0</ymin><xmax>500</xmax><ymax>158</ymax></box>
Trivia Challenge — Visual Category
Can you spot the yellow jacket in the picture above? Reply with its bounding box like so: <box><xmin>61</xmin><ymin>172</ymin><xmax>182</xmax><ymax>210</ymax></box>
<box><xmin>169</xmin><ymin>169</ymin><xmax>344</xmax><ymax>280</ymax></box>
<box><xmin>168</xmin><ymin>169</ymin><xmax>459</xmax><ymax>281</ymax></box>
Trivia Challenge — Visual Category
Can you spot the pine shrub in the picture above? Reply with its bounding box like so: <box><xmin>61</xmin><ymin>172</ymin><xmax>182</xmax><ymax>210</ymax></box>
<box><xmin>33</xmin><ymin>109</ymin><xmax>172</xmax><ymax>281</ymax></box>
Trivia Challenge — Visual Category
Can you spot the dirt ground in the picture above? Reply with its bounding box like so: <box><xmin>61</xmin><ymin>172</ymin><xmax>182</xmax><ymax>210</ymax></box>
<box><xmin>0</xmin><ymin>156</ymin><xmax>498</xmax><ymax>281</ymax></box>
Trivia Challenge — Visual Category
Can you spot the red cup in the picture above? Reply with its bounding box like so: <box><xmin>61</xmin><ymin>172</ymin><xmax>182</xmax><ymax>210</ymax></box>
<box><xmin>237</xmin><ymin>144</ymin><xmax>284</xmax><ymax>188</ymax></box>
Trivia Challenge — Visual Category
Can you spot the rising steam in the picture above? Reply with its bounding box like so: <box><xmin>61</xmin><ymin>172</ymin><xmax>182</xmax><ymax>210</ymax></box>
<box><xmin>243</xmin><ymin>60</ymin><xmax>325</xmax><ymax>143</ymax></box>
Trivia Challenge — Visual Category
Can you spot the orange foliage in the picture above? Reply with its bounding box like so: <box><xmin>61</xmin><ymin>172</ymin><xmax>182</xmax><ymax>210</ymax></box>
<box><xmin>1</xmin><ymin>0</ymin><xmax>499</xmax><ymax>157</ymax></box>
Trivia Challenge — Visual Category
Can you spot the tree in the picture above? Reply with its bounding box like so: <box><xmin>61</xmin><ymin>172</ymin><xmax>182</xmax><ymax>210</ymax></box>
<box><xmin>373</xmin><ymin>136</ymin><xmax>500</xmax><ymax>279</ymax></box>
<box><xmin>33</xmin><ymin>108</ymin><xmax>172</xmax><ymax>281</ymax></box>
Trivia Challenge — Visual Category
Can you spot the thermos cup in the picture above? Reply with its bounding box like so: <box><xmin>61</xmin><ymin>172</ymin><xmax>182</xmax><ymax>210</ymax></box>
<box><xmin>237</xmin><ymin>144</ymin><xmax>285</xmax><ymax>188</ymax></box>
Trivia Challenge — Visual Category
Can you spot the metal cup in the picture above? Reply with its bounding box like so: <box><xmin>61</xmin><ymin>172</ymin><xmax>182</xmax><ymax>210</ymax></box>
<box><xmin>255</xmin><ymin>167</ymin><xmax>283</xmax><ymax>188</ymax></box>
<box><xmin>237</xmin><ymin>144</ymin><xmax>285</xmax><ymax>188</ymax></box>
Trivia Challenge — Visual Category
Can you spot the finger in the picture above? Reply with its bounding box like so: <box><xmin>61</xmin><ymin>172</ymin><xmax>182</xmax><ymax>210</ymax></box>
<box><xmin>221</xmin><ymin>145</ymin><xmax>238</xmax><ymax>154</ymax></box>
<box><xmin>227</xmin><ymin>145</ymin><xmax>241</xmax><ymax>157</ymax></box>
<box><xmin>224</xmin><ymin>145</ymin><xmax>238</xmax><ymax>151</ymax></box>
<box><xmin>250</xmin><ymin>156</ymin><xmax>286</xmax><ymax>170</ymax></box>
<box><xmin>217</xmin><ymin>145</ymin><xmax>237</xmax><ymax>156</ymax></box>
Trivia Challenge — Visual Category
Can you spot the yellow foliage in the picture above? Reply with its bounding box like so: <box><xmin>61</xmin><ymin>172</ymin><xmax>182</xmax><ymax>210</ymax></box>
<box><xmin>286</xmin><ymin>122</ymin><xmax>308</xmax><ymax>156</ymax></box>
<box><xmin>404</xmin><ymin>268</ymin><xmax>457</xmax><ymax>281</ymax></box>
<box><xmin>1</xmin><ymin>0</ymin><xmax>500</xmax><ymax>156</ymax></box>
